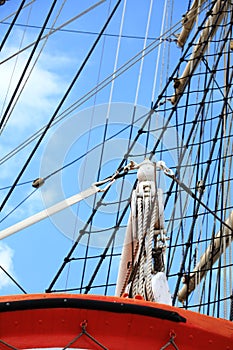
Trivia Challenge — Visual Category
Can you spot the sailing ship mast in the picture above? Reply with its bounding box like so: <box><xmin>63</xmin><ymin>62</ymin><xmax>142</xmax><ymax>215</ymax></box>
<box><xmin>0</xmin><ymin>0</ymin><xmax>233</xmax><ymax>323</ymax></box>
<box><xmin>178</xmin><ymin>210</ymin><xmax>233</xmax><ymax>303</ymax></box>
<box><xmin>115</xmin><ymin>159</ymin><xmax>171</xmax><ymax>304</ymax></box>
<box><xmin>115</xmin><ymin>0</ymin><xmax>233</xmax><ymax>309</ymax></box>
<box><xmin>172</xmin><ymin>0</ymin><xmax>231</xmax><ymax>104</ymax></box>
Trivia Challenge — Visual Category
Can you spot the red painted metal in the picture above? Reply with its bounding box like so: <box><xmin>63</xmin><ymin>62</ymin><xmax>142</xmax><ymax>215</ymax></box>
<box><xmin>0</xmin><ymin>293</ymin><xmax>232</xmax><ymax>349</ymax></box>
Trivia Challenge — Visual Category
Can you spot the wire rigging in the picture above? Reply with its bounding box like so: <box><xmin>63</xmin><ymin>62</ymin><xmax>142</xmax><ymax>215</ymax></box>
<box><xmin>0</xmin><ymin>12</ymin><xmax>189</xmax><ymax>169</ymax></box>
<box><xmin>0</xmin><ymin>0</ymin><xmax>59</xmax><ymax>133</ymax></box>
<box><xmin>0</xmin><ymin>0</ymin><xmax>35</xmax><ymax>23</ymax></box>
<box><xmin>1</xmin><ymin>0</ymin><xmax>232</xmax><ymax>317</ymax></box>
<box><xmin>0</xmin><ymin>1</ymin><xmax>34</xmax><ymax>135</ymax></box>
<box><xmin>0</xmin><ymin>0</ymin><xmax>122</xmax><ymax>212</ymax></box>
<box><xmin>0</xmin><ymin>0</ymin><xmax>106</xmax><ymax>65</ymax></box>
<box><xmin>46</xmin><ymin>0</ymin><xmax>225</xmax><ymax>294</ymax></box>
<box><xmin>0</xmin><ymin>0</ymin><xmax>69</xmax><ymax>134</ymax></box>
<box><xmin>0</xmin><ymin>0</ymin><xmax>26</xmax><ymax>52</ymax></box>
<box><xmin>0</xmin><ymin>265</ymin><xmax>27</xmax><ymax>294</ymax></box>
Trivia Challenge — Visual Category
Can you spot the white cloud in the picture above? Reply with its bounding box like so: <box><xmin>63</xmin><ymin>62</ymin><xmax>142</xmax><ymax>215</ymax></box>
<box><xmin>0</xmin><ymin>59</ymin><xmax>66</xmax><ymax>132</ymax></box>
<box><xmin>0</xmin><ymin>29</ymin><xmax>73</xmax><ymax>209</ymax></box>
<box><xmin>0</xmin><ymin>28</ymin><xmax>73</xmax><ymax>136</ymax></box>
<box><xmin>0</xmin><ymin>30</ymin><xmax>75</xmax><ymax>268</ymax></box>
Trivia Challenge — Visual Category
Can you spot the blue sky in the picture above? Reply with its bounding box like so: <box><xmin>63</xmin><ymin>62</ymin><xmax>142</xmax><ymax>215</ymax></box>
<box><xmin>0</xmin><ymin>0</ymin><xmax>190</xmax><ymax>297</ymax></box>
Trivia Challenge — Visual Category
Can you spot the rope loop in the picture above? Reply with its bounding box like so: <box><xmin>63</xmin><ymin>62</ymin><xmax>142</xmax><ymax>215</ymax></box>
<box><xmin>160</xmin><ymin>330</ymin><xmax>179</xmax><ymax>350</ymax></box>
<box><xmin>80</xmin><ymin>319</ymin><xmax>88</xmax><ymax>331</ymax></box>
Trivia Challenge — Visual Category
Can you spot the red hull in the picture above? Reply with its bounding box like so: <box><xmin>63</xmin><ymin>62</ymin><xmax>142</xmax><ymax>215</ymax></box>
<box><xmin>0</xmin><ymin>293</ymin><xmax>232</xmax><ymax>349</ymax></box>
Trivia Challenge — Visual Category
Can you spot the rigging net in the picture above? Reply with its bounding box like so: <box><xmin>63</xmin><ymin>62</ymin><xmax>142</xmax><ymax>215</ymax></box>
<box><xmin>0</xmin><ymin>0</ymin><xmax>232</xmax><ymax>321</ymax></box>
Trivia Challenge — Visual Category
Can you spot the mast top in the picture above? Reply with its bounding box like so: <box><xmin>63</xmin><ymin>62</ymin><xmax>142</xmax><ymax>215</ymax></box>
<box><xmin>137</xmin><ymin>159</ymin><xmax>156</xmax><ymax>182</ymax></box>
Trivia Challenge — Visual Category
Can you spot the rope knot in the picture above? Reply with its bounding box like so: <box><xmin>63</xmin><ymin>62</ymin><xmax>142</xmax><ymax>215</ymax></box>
<box><xmin>80</xmin><ymin>320</ymin><xmax>88</xmax><ymax>331</ymax></box>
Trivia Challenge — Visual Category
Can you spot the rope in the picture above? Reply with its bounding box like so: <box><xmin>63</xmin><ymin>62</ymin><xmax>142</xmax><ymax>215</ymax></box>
<box><xmin>0</xmin><ymin>265</ymin><xmax>27</xmax><ymax>294</ymax></box>
<box><xmin>141</xmin><ymin>196</ymin><xmax>150</xmax><ymax>297</ymax></box>
<box><xmin>0</xmin><ymin>7</ymin><xmax>185</xmax><ymax>153</ymax></box>
<box><xmin>45</xmin><ymin>0</ymin><xmax>233</xmax><ymax>302</ymax></box>
<box><xmin>151</xmin><ymin>0</ymin><xmax>167</xmax><ymax>102</ymax></box>
<box><xmin>62</xmin><ymin>320</ymin><xmax>108</xmax><ymax>350</ymax></box>
<box><xmin>0</xmin><ymin>0</ymin><xmax>35</xmax><ymax>23</ymax></box>
<box><xmin>222</xmin><ymin>20</ymin><xmax>232</xmax><ymax>318</ymax></box>
<box><xmin>134</xmin><ymin>0</ymin><xmax>154</xmax><ymax>105</ymax></box>
<box><xmin>160</xmin><ymin>331</ymin><xmax>179</xmax><ymax>350</ymax></box>
<box><xmin>0</xmin><ymin>1</ymin><xmax>34</xmax><ymax>134</ymax></box>
<box><xmin>132</xmin><ymin>197</ymin><xmax>143</xmax><ymax>296</ymax></box>
<box><xmin>130</xmin><ymin>170</ymin><xmax>165</xmax><ymax>301</ymax></box>
<box><xmin>165</xmin><ymin>171</ymin><xmax>233</xmax><ymax>234</ymax></box>
<box><xmin>145</xmin><ymin>197</ymin><xmax>158</xmax><ymax>301</ymax></box>
<box><xmin>0</xmin><ymin>188</ymin><xmax>37</xmax><ymax>224</ymax></box>
<box><xmin>0</xmin><ymin>0</ymin><xmax>59</xmax><ymax>132</ymax></box>
<box><xmin>0</xmin><ymin>14</ymin><xmax>186</xmax><ymax>170</ymax></box>
<box><xmin>230</xmin><ymin>292</ymin><xmax>233</xmax><ymax>321</ymax></box>
<box><xmin>0</xmin><ymin>0</ymin><xmax>122</xmax><ymax>212</ymax></box>
<box><xmin>1</xmin><ymin>0</ymin><xmax>69</xmax><ymax>134</ymax></box>
<box><xmin>136</xmin><ymin>196</ymin><xmax>150</xmax><ymax>298</ymax></box>
<box><xmin>0</xmin><ymin>1</ymin><xmax>106</xmax><ymax>65</ymax></box>
<box><xmin>79</xmin><ymin>0</ymin><xmax>127</xmax><ymax>292</ymax></box>
<box><xmin>0</xmin><ymin>340</ymin><xmax>19</xmax><ymax>350</ymax></box>
<box><xmin>0</xmin><ymin>0</ymin><xmax>26</xmax><ymax>52</ymax></box>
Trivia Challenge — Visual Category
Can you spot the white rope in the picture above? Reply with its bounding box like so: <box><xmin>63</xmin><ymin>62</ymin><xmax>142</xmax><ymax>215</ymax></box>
<box><xmin>132</xmin><ymin>197</ymin><xmax>143</xmax><ymax>296</ymax></box>
<box><xmin>0</xmin><ymin>15</ymin><xmax>188</xmax><ymax>166</ymax></box>
<box><xmin>0</xmin><ymin>0</ymin><xmax>69</xmax><ymax>133</ymax></box>
<box><xmin>0</xmin><ymin>1</ymin><xmax>213</xmax><ymax>167</ymax></box>
<box><xmin>0</xmin><ymin>0</ymin><xmax>106</xmax><ymax>65</ymax></box>
<box><xmin>131</xmin><ymin>195</ymin><xmax>151</xmax><ymax>299</ymax></box>
<box><xmin>140</xmin><ymin>196</ymin><xmax>150</xmax><ymax>297</ymax></box>
<box><xmin>0</xmin><ymin>0</ymin><xmax>36</xmax><ymax>23</ymax></box>
<box><xmin>0</xmin><ymin>2</ymin><xmax>34</xmax><ymax>134</ymax></box>
<box><xmin>138</xmin><ymin>196</ymin><xmax>145</xmax><ymax>297</ymax></box>
<box><xmin>151</xmin><ymin>0</ymin><xmax>167</xmax><ymax>103</ymax></box>
<box><xmin>106</xmin><ymin>0</ymin><xmax>127</xmax><ymax>120</ymax></box>
<box><xmin>131</xmin><ymin>183</ymin><xmax>162</xmax><ymax>300</ymax></box>
<box><xmin>134</xmin><ymin>0</ymin><xmax>154</xmax><ymax>105</ymax></box>
<box><xmin>145</xmin><ymin>197</ymin><xmax>158</xmax><ymax>301</ymax></box>
<box><xmin>222</xmin><ymin>18</ymin><xmax>232</xmax><ymax>317</ymax></box>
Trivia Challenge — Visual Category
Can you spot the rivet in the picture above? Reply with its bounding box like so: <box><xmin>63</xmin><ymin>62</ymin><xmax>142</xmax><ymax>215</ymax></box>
<box><xmin>189</xmin><ymin>334</ymin><xmax>193</xmax><ymax>340</ymax></box>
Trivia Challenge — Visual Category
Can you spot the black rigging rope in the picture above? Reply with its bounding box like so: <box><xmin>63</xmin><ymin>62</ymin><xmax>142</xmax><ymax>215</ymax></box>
<box><xmin>0</xmin><ymin>265</ymin><xmax>27</xmax><ymax>294</ymax></box>
<box><xmin>0</xmin><ymin>0</ymin><xmax>122</xmax><ymax>213</ymax></box>
<box><xmin>0</xmin><ymin>0</ymin><xmax>26</xmax><ymax>52</ymax></box>
<box><xmin>46</xmin><ymin>0</ymin><xmax>223</xmax><ymax>293</ymax></box>
<box><xmin>0</xmin><ymin>188</ymin><xmax>37</xmax><ymax>224</ymax></box>
<box><xmin>181</xmin><ymin>294</ymin><xmax>233</xmax><ymax>310</ymax></box>
<box><xmin>0</xmin><ymin>0</ymin><xmax>106</xmax><ymax>66</ymax></box>
<box><xmin>78</xmin><ymin>0</ymin><xmax>113</xmax><ymax>294</ymax></box>
<box><xmin>171</xmin><ymin>106</ymin><xmax>231</xmax><ymax>304</ymax></box>
<box><xmin>0</xmin><ymin>0</ymin><xmax>58</xmax><ymax>133</ymax></box>
<box><xmin>162</xmin><ymin>9</ymin><xmax>233</xmax><ymax>303</ymax></box>
<box><xmin>0</xmin><ymin>340</ymin><xmax>19</xmax><ymax>350</ymax></box>
<box><xmin>0</xmin><ymin>12</ymin><xmax>195</xmax><ymax>169</ymax></box>
<box><xmin>162</xmin><ymin>21</ymin><xmax>233</xmax><ymax>284</ymax></box>
<box><xmin>0</xmin><ymin>20</ymin><xmax>161</xmax><ymax>41</ymax></box>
